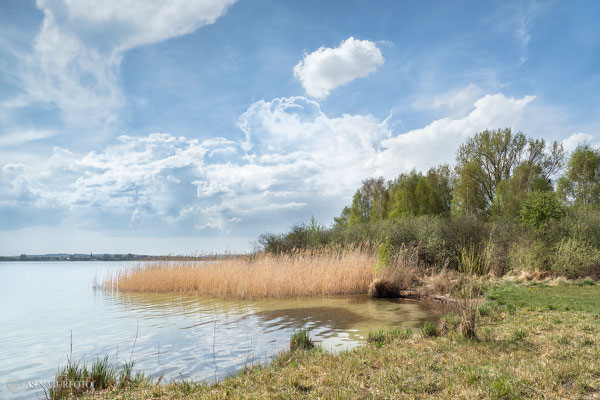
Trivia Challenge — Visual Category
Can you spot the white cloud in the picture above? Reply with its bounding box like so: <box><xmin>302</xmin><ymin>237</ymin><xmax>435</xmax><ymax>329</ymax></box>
<box><xmin>375</xmin><ymin>94</ymin><xmax>536</xmax><ymax>173</ymax></box>
<box><xmin>561</xmin><ymin>133</ymin><xmax>595</xmax><ymax>152</ymax></box>
<box><xmin>0</xmin><ymin>129</ymin><xmax>56</xmax><ymax>147</ymax></box>
<box><xmin>12</xmin><ymin>0</ymin><xmax>237</xmax><ymax>124</ymax></box>
<box><xmin>0</xmin><ymin>93</ymin><xmax>539</xmax><ymax>238</ymax></box>
<box><xmin>293</xmin><ymin>37</ymin><xmax>384</xmax><ymax>99</ymax></box>
<box><xmin>414</xmin><ymin>84</ymin><xmax>485</xmax><ymax>115</ymax></box>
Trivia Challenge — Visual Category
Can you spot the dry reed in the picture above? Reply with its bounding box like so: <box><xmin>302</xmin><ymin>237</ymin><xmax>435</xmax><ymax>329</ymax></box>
<box><xmin>106</xmin><ymin>247</ymin><xmax>376</xmax><ymax>298</ymax></box>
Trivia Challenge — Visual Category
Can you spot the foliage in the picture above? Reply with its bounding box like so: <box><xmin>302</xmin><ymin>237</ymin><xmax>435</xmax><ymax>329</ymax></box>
<box><xmin>388</xmin><ymin>166</ymin><xmax>452</xmax><ymax>218</ymax></box>
<box><xmin>255</xmin><ymin>130</ymin><xmax>600</xmax><ymax>280</ymax></box>
<box><xmin>421</xmin><ymin>321</ymin><xmax>439</xmax><ymax>337</ymax></box>
<box><xmin>490</xmin><ymin>163</ymin><xmax>552</xmax><ymax>221</ymax></box>
<box><xmin>519</xmin><ymin>191</ymin><xmax>566</xmax><ymax>230</ymax></box>
<box><xmin>557</xmin><ymin>144</ymin><xmax>600</xmax><ymax>206</ymax></box>
<box><xmin>374</xmin><ymin>241</ymin><xmax>391</xmax><ymax>275</ymax></box>
<box><xmin>552</xmin><ymin>238</ymin><xmax>600</xmax><ymax>279</ymax></box>
<box><xmin>347</xmin><ymin>177</ymin><xmax>389</xmax><ymax>226</ymax></box>
<box><xmin>453</xmin><ymin>128</ymin><xmax>563</xmax><ymax>216</ymax></box>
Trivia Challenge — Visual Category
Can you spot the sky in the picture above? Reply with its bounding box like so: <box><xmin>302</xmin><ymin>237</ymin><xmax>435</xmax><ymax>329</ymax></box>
<box><xmin>0</xmin><ymin>0</ymin><xmax>599</xmax><ymax>255</ymax></box>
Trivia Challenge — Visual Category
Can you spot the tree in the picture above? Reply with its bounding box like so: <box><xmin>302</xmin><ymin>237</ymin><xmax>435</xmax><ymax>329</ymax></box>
<box><xmin>333</xmin><ymin>206</ymin><xmax>351</xmax><ymax>229</ymax></box>
<box><xmin>389</xmin><ymin>165</ymin><xmax>451</xmax><ymax>217</ymax></box>
<box><xmin>520</xmin><ymin>191</ymin><xmax>566</xmax><ymax>230</ymax></box>
<box><xmin>453</xmin><ymin>128</ymin><xmax>564</xmax><ymax>216</ymax></box>
<box><xmin>490</xmin><ymin>163</ymin><xmax>553</xmax><ymax>221</ymax></box>
<box><xmin>347</xmin><ymin>177</ymin><xmax>389</xmax><ymax>226</ymax></box>
<box><xmin>557</xmin><ymin>145</ymin><xmax>600</xmax><ymax>206</ymax></box>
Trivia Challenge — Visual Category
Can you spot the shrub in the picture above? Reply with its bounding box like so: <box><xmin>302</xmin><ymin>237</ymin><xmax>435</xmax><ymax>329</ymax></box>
<box><xmin>507</xmin><ymin>238</ymin><xmax>552</xmax><ymax>272</ymax></box>
<box><xmin>552</xmin><ymin>238</ymin><xmax>600</xmax><ymax>278</ymax></box>
<box><xmin>457</xmin><ymin>241</ymin><xmax>493</xmax><ymax>275</ymax></box>
<box><xmin>374</xmin><ymin>242</ymin><xmax>391</xmax><ymax>275</ymax></box>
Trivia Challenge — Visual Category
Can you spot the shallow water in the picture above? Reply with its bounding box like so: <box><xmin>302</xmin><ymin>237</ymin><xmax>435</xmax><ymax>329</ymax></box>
<box><xmin>0</xmin><ymin>261</ymin><xmax>440</xmax><ymax>399</ymax></box>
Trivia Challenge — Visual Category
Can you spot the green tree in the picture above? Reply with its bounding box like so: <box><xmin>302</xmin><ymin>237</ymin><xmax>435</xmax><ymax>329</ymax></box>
<box><xmin>389</xmin><ymin>165</ymin><xmax>451</xmax><ymax>217</ymax></box>
<box><xmin>348</xmin><ymin>177</ymin><xmax>389</xmax><ymax>226</ymax></box>
<box><xmin>490</xmin><ymin>163</ymin><xmax>553</xmax><ymax>221</ymax></box>
<box><xmin>333</xmin><ymin>206</ymin><xmax>351</xmax><ymax>230</ymax></box>
<box><xmin>557</xmin><ymin>145</ymin><xmax>600</xmax><ymax>206</ymax></box>
<box><xmin>520</xmin><ymin>191</ymin><xmax>566</xmax><ymax>230</ymax></box>
<box><xmin>453</xmin><ymin>128</ymin><xmax>564</xmax><ymax>216</ymax></box>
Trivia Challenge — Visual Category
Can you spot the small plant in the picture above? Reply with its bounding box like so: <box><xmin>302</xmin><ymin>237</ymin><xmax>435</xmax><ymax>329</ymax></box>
<box><xmin>488</xmin><ymin>372</ymin><xmax>520</xmax><ymax>400</ymax></box>
<box><xmin>49</xmin><ymin>356</ymin><xmax>116</xmax><ymax>399</ymax></box>
<box><xmin>455</xmin><ymin>276</ymin><xmax>482</xmax><ymax>340</ymax></box>
<box><xmin>478</xmin><ymin>303</ymin><xmax>492</xmax><ymax>317</ymax></box>
<box><xmin>512</xmin><ymin>328</ymin><xmax>528</xmax><ymax>341</ymax></box>
<box><xmin>47</xmin><ymin>356</ymin><xmax>148</xmax><ymax>399</ymax></box>
<box><xmin>388</xmin><ymin>327</ymin><xmax>412</xmax><ymax>340</ymax></box>
<box><xmin>457</xmin><ymin>241</ymin><xmax>493</xmax><ymax>275</ymax></box>
<box><xmin>439</xmin><ymin>312</ymin><xmax>458</xmax><ymax>335</ymax></box>
<box><xmin>368</xmin><ymin>327</ymin><xmax>412</xmax><ymax>345</ymax></box>
<box><xmin>422</xmin><ymin>321</ymin><xmax>439</xmax><ymax>337</ymax></box>
<box><xmin>367</xmin><ymin>329</ymin><xmax>386</xmax><ymax>346</ymax></box>
<box><xmin>289</xmin><ymin>329</ymin><xmax>315</xmax><ymax>352</ymax></box>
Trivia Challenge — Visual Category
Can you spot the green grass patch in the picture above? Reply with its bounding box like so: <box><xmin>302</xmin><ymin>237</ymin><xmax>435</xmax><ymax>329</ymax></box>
<box><xmin>486</xmin><ymin>281</ymin><xmax>600</xmax><ymax>312</ymax></box>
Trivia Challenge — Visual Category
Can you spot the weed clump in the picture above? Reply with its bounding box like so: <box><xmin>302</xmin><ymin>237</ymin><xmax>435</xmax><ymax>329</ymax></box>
<box><xmin>290</xmin><ymin>329</ymin><xmax>315</xmax><ymax>352</ymax></box>
<box><xmin>48</xmin><ymin>356</ymin><xmax>146</xmax><ymax>399</ymax></box>
<box><xmin>422</xmin><ymin>321</ymin><xmax>439</xmax><ymax>337</ymax></box>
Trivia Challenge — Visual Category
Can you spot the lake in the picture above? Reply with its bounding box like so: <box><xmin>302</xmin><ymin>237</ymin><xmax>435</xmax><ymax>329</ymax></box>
<box><xmin>0</xmin><ymin>261</ymin><xmax>439</xmax><ymax>399</ymax></box>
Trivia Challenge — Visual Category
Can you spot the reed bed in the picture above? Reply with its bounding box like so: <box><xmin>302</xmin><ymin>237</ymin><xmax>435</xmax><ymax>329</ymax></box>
<box><xmin>106</xmin><ymin>247</ymin><xmax>376</xmax><ymax>298</ymax></box>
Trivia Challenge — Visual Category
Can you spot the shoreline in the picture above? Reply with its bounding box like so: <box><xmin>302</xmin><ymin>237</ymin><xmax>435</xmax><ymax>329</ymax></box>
<box><xmin>54</xmin><ymin>278</ymin><xmax>600</xmax><ymax>399</ymax></box>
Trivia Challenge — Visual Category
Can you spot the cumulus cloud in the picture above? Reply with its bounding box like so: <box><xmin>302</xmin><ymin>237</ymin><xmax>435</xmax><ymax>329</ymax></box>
<box><xmin>293</xmin><ymin>37</ymin><xmax>384</xmax><ymax>99</ymax></box>
<box><xmin>561</xmin><ymin>133</ymin><xmax>595</xmax><ymax>152</ymax></box>
<box><xmin>376</xmin><ymin>94</ymin><xmax>536</xmax><ymax>173</ymax></box>
<box><xmin>12</xmin><ymin>0</ymin><xmax>237</xmax><ymax>124</ymax></box>
<box><xmin>0</xmin><ymin>93</ymin><xmax>540</xmax><ymax>238</ymax></box>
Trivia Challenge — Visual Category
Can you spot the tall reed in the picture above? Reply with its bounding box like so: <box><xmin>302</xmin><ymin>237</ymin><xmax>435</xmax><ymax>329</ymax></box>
<box><xmin>107</xmin><ymin>246</ymin><xmax>376</xmax><ymax>298</ymax></box>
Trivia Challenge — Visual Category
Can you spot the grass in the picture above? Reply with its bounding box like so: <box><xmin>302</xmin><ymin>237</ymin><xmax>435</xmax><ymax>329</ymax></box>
<box><xmin>48</xmin><ymin>357</ymin><xmax>147</xmax><ymax>399</ymax></box>
<box><xmin>289</xmin><ymin>329</ymin><xmax>315</xmax><ymax>352</ymax></box>
<box><xmin>80</xmin><ymin>280</ymin><xmax>600</xmax><ymax>399</ymax></box>
<box><xmin>107</xmin><ymin>247</ymin><xmax>376</xmax><ymax>298</ymax></box>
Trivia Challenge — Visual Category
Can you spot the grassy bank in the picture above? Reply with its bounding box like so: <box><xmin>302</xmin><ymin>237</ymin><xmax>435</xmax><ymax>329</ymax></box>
<box><xmin>79</xmin><ymin>280</ymin><xmax>599</xmax><ymax>399</ymax></box>
<box><xmin>107</xmin><ymin>247</ymin><xmax>375</xmax><ymax>297</ymax></box>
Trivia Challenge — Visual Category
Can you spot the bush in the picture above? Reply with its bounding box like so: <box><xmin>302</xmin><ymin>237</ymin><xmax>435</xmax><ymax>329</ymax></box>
<box><xmin>553</xmin><ymin>238</ymin><xmax>600</xmax><ymax>278</ymax></box>
<box><xmin>507</xmin><ymin>238</ymin><xmax>552</xmax><ymax>272</ymax></box>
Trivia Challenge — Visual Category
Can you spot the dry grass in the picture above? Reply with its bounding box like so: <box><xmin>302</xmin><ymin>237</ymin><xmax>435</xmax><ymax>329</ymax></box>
<box><xmin>106</xmin><ymin>247</ymin><xmax>376</xmax><ymax>298</ymax></box>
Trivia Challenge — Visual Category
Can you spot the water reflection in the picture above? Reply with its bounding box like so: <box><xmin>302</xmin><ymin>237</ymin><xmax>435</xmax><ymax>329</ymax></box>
<box><xmin>107</xmin><ymin>292</ymin><xmax>441</xmax><ymax>348</ymax></box>
<box><xmin>0</xmin><ymin>262</ymin><xmax>441</xmax><ymax>400</ymax></box>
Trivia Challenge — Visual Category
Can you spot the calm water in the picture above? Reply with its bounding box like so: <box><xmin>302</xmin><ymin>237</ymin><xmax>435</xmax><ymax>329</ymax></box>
<box><xmin>0</xmin><ymin>261</ymin><xmax>439</xmax><ymax>399</ymax></box>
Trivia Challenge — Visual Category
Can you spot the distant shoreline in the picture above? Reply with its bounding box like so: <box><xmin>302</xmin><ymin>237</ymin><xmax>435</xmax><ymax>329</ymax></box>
<box><xmin>0</xmin><ymin>254</ymin><xmax>241</xmax><ymax>262</ymax></box>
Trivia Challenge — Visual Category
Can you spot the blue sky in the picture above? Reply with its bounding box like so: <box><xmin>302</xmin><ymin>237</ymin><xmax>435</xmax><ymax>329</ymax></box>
<box><xmin>0</xmin><ymin>0</ymin><xmax>599</xmax><ymax>255</ymax></box>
